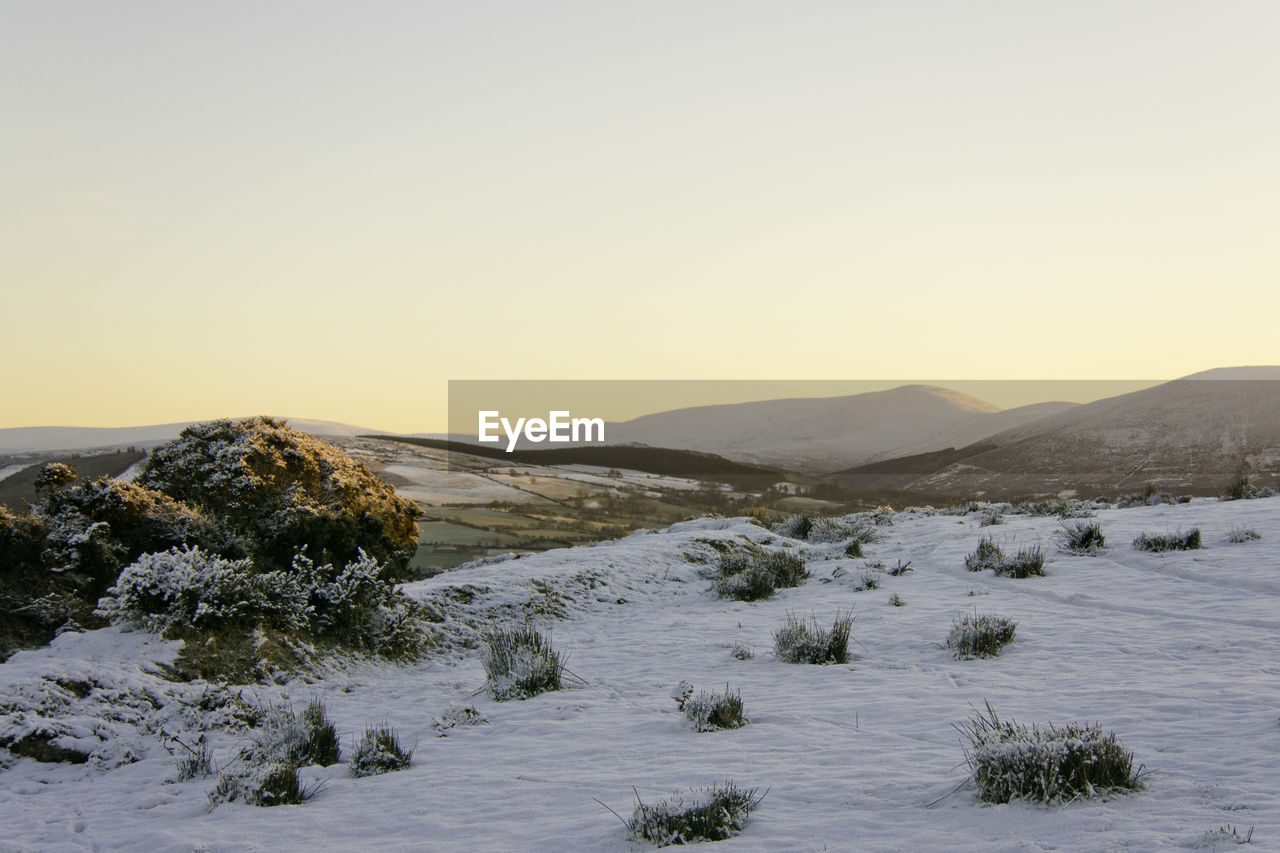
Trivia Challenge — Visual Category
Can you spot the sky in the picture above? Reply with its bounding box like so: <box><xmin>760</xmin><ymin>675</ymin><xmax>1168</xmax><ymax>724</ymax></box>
<box><xmin>3</xmin><ymin>1</ymin><xmax>1278</xmax><ymax>433</ymax></box>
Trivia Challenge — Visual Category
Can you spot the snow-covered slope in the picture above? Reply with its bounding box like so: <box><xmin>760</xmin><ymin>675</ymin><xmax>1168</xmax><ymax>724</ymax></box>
<box><xmin>2</xmin><ymin>497</ymin><xmax>1279</xmax><ymax>850</ymax></box>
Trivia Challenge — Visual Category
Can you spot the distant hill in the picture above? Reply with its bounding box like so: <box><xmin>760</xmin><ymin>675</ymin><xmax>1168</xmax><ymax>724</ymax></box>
<box><xmin>0</xmin><ymin>418</ymin><xmax>387</xmax><ymax>455</ymax></box>
<box><xmin>606</xmin><ymin>385</ymin><xmax>1077</xmax><ymax>472</ymax></box>
<box><xmin>835</xmin><ymin>368</ymin><xmax>1280</xmax><ymax>498</ymax></box>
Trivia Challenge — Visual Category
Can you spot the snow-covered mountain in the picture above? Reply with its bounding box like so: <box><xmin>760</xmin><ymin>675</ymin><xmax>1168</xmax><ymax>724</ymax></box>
<box><xmin>840</xmin><ymin>367</ymin><xmax>1280</xmax><ymax>497</ymax></box>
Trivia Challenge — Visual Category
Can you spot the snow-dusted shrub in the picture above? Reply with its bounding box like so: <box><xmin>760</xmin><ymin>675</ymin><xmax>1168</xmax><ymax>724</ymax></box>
<box><xmin>96</xmin><ymin>546</ymin><xmax>307</xmax><ymax>633</ymax></box>
<box><xmin>964</xmin><ymin>536</ymin><xmax>1005</xmax><ymax>572</ymax></box>
<box><xmin>1055</xmin><ymin>520</ymin><xmax>1106</xmax><ymax>555</ymax></box>
<box><xmin>482</xmin><ymin>626</ymin><xmax>565</xmax><ymax>701</ymax></box>
<box><xmin>1116</xmin><ymin>485</ymin><xmax>1176</xmax><ymax>509</ymax></box>
<box><xmin>774</xmin><ymin>515</ymin><xmax>813</xmax><ymax>540</ymax></box>
<box><xmin>979</xmin><ymin>509</ymin><xmax>1003</xmax><ymax>527</ymax></box>
<box><xmin>349</xmin><ymin>725</ymin><xmax>413</xmax><ymax>777</ymax></box>
<box><xmin>673</xmin><ymin>682</ymin><xmax>748</xmax><ymax>732</ymax></box>
<box><xmin>957</xmin><ymin>702</ymin><xmax>1144</xmax><ymax>804</ymax></box>
<box><xmin>947</xmin><ymin>613</ymin><xmax>1017</xmax><ymax>659</ymax></box>
<box><xmin>1223</xmin><ymin>474</ymin><xmax>1259</xmax><ymax>501</ymax></box>
<box><xmin>998</xmin><ymin>546</ymin><xmax>1046</xmax><ymax>578</ymax></box>
<box><xmin>432</xmin><ymin>705</ymin><xmax>487</xmax><ymax>737</ymax></box>
<box><xmin>623</xmin><ymin>783</ymin><xmax>765</xmax><ymax>846</ymax></box>
<box><xmin>773</xmin><ymin>611</ymin><xmax>853</xmax><ymax>664</ymax></box>
<box><xmin>713</xmin><ymin>550</ymin><xmax>808</xmax><ymax>601</ymax></box>
<box><xmin>1226</xmin><ymin>525</ymin><xmax>1261</xmax><ymax>543</ymax></box>
<box><xmin>137</xmin><ymin>417</ymin><xmax>420</xmax><ymax>577</ymax></box>
<box><xmin>163</xmin><ymin>732</ymin><xmax>213</xmax><ymax>781</ymax></box>
<box><xmin>1133</xmin><ymin>528</ymin><xmax>1201</xmax><ymax>552</ymax></box>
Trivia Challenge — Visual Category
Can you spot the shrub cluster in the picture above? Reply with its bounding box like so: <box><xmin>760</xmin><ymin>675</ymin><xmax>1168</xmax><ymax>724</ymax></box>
<box><xmin>209</xmin><ymin>700</ymin><xmax>339</xmax><ymax>808</ymax></box>
<box><xmin>957</xmin><ymin>702</ymin><xmax>1144</xmax><ymax>803</ymax></box>
<box><xmin>1054</xmin><ymin>520</ymin><xmax>1106</xmax><ymax>555</ymax></box>
<box><xmin>947</xmin><ymin>613</ymin><xmax>1017</xmax><ymax>659</ymax></box>
<box><xmin>1133</xmin><ymin>528</ymin><xmax>1201</xmax><ymax>552</ymax></box>
<box><xmin>713</xmin><ymin>549</ymin><xmax>808</xmax><ymax>601</ymax></box>
<box><xmin>482</xmin><ymin>626</ymin><xmax>566</xmax><ymax>701</ymax></box>
<box><xmin>624</xmin><ymin>783</ymin><xmax>765</xmax><ymax>847</ymax></box>
<box><xmin>96</xmin><ymin>546</ymin><xmax>428</xmax><ymax>663</ymax></box>
<box><xmin>773</xmin><ymin>611</ymin><xmax>853</xmax><ymax>664</ymax></box>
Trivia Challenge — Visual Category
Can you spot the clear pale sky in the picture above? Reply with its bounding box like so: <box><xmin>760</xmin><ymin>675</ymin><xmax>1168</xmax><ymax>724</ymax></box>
<box><xmin>4</xmin><ymin>1</ymin><xmax>1277</xmax><ymax>433</ymax></box>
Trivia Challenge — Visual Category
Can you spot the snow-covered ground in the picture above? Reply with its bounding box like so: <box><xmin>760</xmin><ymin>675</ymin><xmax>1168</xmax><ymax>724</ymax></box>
<box><xmin>2</xmin><ymin>497</ymin><xmax>1279</xmax><ymax>851</ymax></box>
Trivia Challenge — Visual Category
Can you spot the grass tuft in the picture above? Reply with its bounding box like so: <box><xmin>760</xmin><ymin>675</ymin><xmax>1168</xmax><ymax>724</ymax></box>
<box><xmin>773</xmin><ymin>611</ymin><xmax>853</xmax><ymax>665</ymax></box>
<box><xmin>1133</xmin><ymin>528</ymin><xmax>1202</xmax><ymax>552</ymax></box>
<box><xmin>1055</xmin><ymin>520</ymin><xmax>1106</xmax><ymax>555</ymax></box>
<box><xmin>957</xmin><ymin>701</ymin><xmax>1144</xmax><ymax>804</ymax></box>
<box><xmin>349</xmin><ymin>725</ymin><xmax>413</xmax><ymax>777</ymax></box>
<box><xmin>622</xmin><ymin>783</ymin><xmax>765</xmax><ymax>846</ymax></box>
<box><xmin>482</xmin><ymin>625</ymin><xmax>565</xmax><ymax>701</ymax></box>
<box><xmin>674</xmin><ymin>683</ymin><xmax>749</xmax><ymax>732</ymax></box>
<box><xmin>947</xmin><ymin>613</ymin><xmax>1017</xmax><ymax>659</ymax></box>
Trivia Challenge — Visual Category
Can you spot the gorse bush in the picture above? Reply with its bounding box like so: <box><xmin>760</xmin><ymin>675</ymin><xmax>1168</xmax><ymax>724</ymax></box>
<box><xmin>1133</xmin><ymin>528</ymin><xmax>1201</xmax><ymax>552</ymax></box>
<box><xmin>138</xmin><ymin>417</ymin><xmax>420</xmax><ymax>578</ymax></box>
<box><xmin>673</xmin><ymin>682</ymin><xmax>748</xmax><ymax>732</ymax></box>
<box><xmin>95</xmin><ymin>546</ymin><xmax>429</xmax><ymax>669</ymax></box>
<box><xmin>349</xmin><ymin>725</ymin><xmax>413</xmax><ymax>777</ymax></box>
<box><xmin>713</xmin><ymin>549</ymin><xmax>808</xmax><ymax>601</ymax></box>
<box><xmin>957</xmin><ymin>702</ymin><xmax>1144</xmax><ymax>804</ymax></box>
<box><xmin>622</xmin><ymin>783</ymin><xmax>765</xmax><ymax>846</ymax></box>
<box><xmin>482</xmin><ymin>626</ymin><xmax>565</xmax><ymax>701</ymax></box>
<box><xmin>947</xmin><ymin>613</ymin><xmax>1017</xmax><ymax>659</ymax></box>
<box><xmin>773</xmin><ymin>611</ymin><xmax>853</xmax><ymax>664</ymax></box>
<box><xmin>1055</xmin><ymin>520</ymin><xmax>1106</xmax><ymax>555</ymax></box>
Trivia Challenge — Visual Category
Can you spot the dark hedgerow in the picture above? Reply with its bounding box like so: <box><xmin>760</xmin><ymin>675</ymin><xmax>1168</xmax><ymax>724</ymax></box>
<box><xmin>1055</xmin><ymin>520</ymin><xmax>1106</xmax><ymax>555</ymax></box>
<box><xmin>947</xmin><ymin>613</ymin><xmax>1017</xmax><ymax>659</ymax></box>
<box><xmin>349</xmin><ymin>725</ymin><xmax>414</xmax><ymax>778</ymax></box>
<box><xmin>620</xmin><ymin>783</ymin><xmax>766</xmax><ymax>846</ymax></box>
<box><xmin>1133</xmin><ymin>528</ymin><xmax>1202</xmax><ymax>552</ymax></box>
<box><xmin>957</xmin><ymin>701</ymin><xmax>1144</xmax><ymax>804</ymax></box>
<box><xmin>482</xmin><ymin>625</ymin><xmax>565</xmax><ymax>701</ymax></box>
<box><xmin>773</xmin><ymin>610</ymin><xmax>853</xmax><ymax>664</ymax></box>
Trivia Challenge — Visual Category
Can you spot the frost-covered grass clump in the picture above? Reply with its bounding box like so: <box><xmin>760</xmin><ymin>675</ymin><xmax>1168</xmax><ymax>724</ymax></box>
<box><xmin>621</xmin><ymin>783</ymin><xmax>765</xmax><ymax>846</ymax></box>
<box><xmin>958</xmin><ymin>702</ymin><xmax>1144</xmax><ymax>804</ymax></box>
<box><xmin>1226</xmin><ymin>525</ymin><xmax>1262</xmax><ymax>544</ymax></box>
<box><xmin>1133</xmin><ymin>528</ymin><xmax>1202</xmax><ymax>552</ymax></box>
<box><xmin>947</xmin><ymin>613</ymin><xmax>1017</xmax><ymax>659</ymax></box>
<box><xmin>208</xmin><ymin>700</ymin><xmax>339</xmax><ymax>808</ymax></box>
<box><xmin>713</xmin><ymin>549</ymin><xmax>808</xmax><ymax>601</ymax></box>
<box><xmin>672</xmin><ymin>681</ymin><xmax>748</xmax><ymax>732</ymax></box>
<box><xmin>349</xmin><ymin>725</ymin><xmax>413</xmax><ymax>777</ymax></box>
<box><xmin>773</xmin><ymin>611</ymin><xmax>853</xmax><ymax>664</ymax></box>
<box><xmin>482</xmin><ymin>626</ymin><xmax>566</xmax><ymax>701</ymax></box>
<box><xmin>1055</xmin><ymin>520</ymin><xmax>1106</xmax><ymax>555</ymax></box>
<box><xmin>964</xmin><ymin>537</ymin><xmax>1044</xmax><ymax>577</ymax></box>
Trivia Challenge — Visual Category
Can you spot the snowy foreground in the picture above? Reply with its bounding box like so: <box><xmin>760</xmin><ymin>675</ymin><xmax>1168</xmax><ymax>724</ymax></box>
<box><xmin>3</xmin><ymin>497</ymin><xmax>1279</xmax><ymax>851</ymax></box>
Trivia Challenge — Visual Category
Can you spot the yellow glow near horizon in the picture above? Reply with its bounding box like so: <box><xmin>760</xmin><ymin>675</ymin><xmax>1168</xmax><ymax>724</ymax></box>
<box><xmin>3</xmin><ymin>2</ymin><xmax>1278</xmax><ymax>433</ymax></box>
